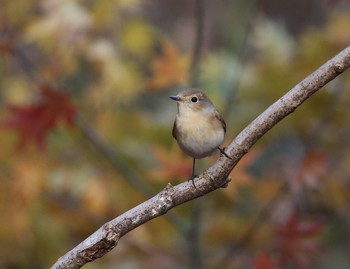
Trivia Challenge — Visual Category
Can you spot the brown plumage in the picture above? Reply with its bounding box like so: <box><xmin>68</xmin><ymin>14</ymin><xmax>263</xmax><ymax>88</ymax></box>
<box><xmin>170</xmin><ymin>88</ymin><xmax>230</xmax><ymax>187</ymax></box>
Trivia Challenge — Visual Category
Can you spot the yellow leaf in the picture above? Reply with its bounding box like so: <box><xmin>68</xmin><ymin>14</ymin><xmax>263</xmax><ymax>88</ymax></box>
<box><xmin>121</xmin><ymin>20</ymin><xmax>155</xmax><ymax>57</ymax></box>
<box><xmin>327</xmin><ymin>11</ymin><xmax>350</xmax><ymax>47</ymax></box>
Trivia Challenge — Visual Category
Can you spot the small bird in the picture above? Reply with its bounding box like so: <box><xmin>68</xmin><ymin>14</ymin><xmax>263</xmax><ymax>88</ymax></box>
<box><xmin>170</xmin><ymin>88</ymin><xmax>231</xmax><ymax>187</ymax></box>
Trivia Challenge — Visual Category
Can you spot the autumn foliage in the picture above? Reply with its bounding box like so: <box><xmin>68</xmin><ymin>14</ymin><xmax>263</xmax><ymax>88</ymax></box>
<box><xmin>2</xmin><ymin>85</ymin><xmax>76</xmax><ymax>150</ymax></box>
<box><xmin>253</xmin><ymin>214</ymin><xmax>325</xmax><ymax>269</ymax></box>
<box><xmin>1</xmin><ymin>0</ymin><xmax>350</xmax><ymax>269</ymax></box>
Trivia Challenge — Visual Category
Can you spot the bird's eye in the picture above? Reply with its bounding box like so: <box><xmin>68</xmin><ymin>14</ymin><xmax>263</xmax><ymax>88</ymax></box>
<box><xmin>191</xmin><ymin>97</ymin><xmax>198</xmax><ymax>103</ymax></box>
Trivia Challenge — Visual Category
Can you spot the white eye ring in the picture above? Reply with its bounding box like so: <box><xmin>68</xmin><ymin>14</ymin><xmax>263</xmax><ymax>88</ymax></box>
<box><xmin>191</xmin><ymin>97</ymin><xmax>198</xmax><ymax>103</ymax></box>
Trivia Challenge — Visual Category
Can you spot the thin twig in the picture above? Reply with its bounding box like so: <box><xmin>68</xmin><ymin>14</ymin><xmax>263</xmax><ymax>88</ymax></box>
<box><xmin>188</xmin><ymin>200</ymin><xmax>204</xmax><ymax>269</ymax></box>
<box><xmin>6</xmin><ymin>19</ymin><xmax>189</xmax><ymax>240</ymax></box>
<box><xmin>51</xmin><ymin>46</ymin><xmax>350</xmax><ymax>269</ymax></box>
<box><xmin>74</xmin><ymin>114</ymin><xmax>155</xmax><ymax>197</ymax></box>
<box><xmin>213</xmin><ymin>182</ymin><xmax>288</xmax><ymax>269</ymax></box>
<box><xmin>188</xmin><ymin>1</ymin><xmax>206</xmax><ymax>268</ymax></box>
<box><xmin>190</xmin><ymin>0</ymin><xmax>205</xmax><ymax>87</ymax></box>
<box><xmin>222</xmin><ymin>0</ymin><xmax>261</xmax><ymax>119</ymax></box>
<box><xmin>74</xmin><ymin>114</ymin><xmax>188</xmax><ymax>231</ymax></box>
<box><xmin>7</xmin><ymin>31</ymin><xmax>189</xmax><ymax>233</ymax></box>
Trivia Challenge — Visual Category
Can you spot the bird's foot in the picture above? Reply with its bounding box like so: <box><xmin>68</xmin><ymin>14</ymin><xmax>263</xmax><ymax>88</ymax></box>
<box><xmin>188</xmin><ymin>174</ymin><xmax>198</xmax><ymax>189</ymax></box>
<box><xmin>218</xmin><ymin>147</ymin><xmax>232</xmax><ymax>160</ymax></box>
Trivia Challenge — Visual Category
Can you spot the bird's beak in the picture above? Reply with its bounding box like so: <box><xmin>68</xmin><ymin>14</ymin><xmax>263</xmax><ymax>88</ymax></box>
<box><xmin>170</xmin><ymin>95</ymin><xmax>181</xmax><ymax>101</ymax></box>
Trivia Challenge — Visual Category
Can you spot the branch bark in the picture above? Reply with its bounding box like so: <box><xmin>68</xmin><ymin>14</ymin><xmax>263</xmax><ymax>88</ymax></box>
<box><xmin>51</xmin><ymin>46</ymin><xmax>350</xmax><ymax>269</ymax></box>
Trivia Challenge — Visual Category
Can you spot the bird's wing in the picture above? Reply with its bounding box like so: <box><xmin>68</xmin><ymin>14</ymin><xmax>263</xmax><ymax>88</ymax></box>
<box><xmin>172</xmin><ymin>121</ymin><xmax>178</xmax><ymax>140</ymax></box>
<box><xmin>214</xmin><ymin>110</ymin><xmax>226</xmax><ymax>133</ymax></box>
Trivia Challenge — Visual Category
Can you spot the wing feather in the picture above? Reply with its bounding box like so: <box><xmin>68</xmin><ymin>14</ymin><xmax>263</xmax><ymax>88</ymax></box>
<box><xmin>214</xmin><ymin>110</ymin><xmax>226</xmax><ymax>133</ymax></box>
<box><xmin>172</xmin><ymin>121</ymin><xmax>178</xmax><ymax>140</ymax></box>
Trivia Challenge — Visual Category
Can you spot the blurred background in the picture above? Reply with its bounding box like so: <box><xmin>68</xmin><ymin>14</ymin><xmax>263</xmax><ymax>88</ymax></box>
<box><xmin>1</xmin><ymin>0</ymin><xmax>350</xmax><ymax>268</ymax></box>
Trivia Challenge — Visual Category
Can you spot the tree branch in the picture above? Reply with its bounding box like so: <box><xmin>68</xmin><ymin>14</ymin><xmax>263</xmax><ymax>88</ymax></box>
<box><xmin>51</xmin><ymin>46</ymin><xmax>350</xmax><ymax>269</ymax></box>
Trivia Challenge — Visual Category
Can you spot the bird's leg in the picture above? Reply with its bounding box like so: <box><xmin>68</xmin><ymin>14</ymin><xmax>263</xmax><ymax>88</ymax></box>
<box><xmin>217</xmin><ymin>147</ymin><xmax>232</xmax><ymax>160</ymax></box>
<box><xmin>189</xmin><ymin>158</ymin><xmax>197</xmax><ymax>189</ymax></box>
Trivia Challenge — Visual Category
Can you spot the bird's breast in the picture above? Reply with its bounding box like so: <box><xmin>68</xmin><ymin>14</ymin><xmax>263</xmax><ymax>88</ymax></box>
<box><xmin>175</xmin><ymin>112</ymin><xmax>225</xmax><ymax>158</ymax></box>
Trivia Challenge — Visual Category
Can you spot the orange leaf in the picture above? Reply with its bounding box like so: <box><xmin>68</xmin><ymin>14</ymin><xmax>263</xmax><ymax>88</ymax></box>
<box><xmin>253</xmin><ymin>252</ymin><xmax>281</xmax><ymax>269</ymax></box>
<box><xmin>148</xmin><ymin>144</ymin><xmax>192</xmax><ymax>182</ymax></box>
<box><xmin>147</xmin><ymin>39</ymin><xmax>189</xmax><ymax>91</ymax></box>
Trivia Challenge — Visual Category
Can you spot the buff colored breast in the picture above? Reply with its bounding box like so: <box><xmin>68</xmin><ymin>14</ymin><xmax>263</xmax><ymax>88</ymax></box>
<box><xmin>174</xmin><ymin>109</ymin><xmax>225</xmax><ymax>158</ymax></box>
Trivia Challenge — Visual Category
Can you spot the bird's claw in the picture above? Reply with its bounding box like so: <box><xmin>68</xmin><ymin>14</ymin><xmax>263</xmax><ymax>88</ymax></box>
<box><xmin>189</xmin><ymin>174</ymin><xmax>198</xmax><ymax>189</ymax></box>
<box><xmin>218</xmin><ymin>147</ymin><xmax>232</xmax><ymax>160</ymax></box>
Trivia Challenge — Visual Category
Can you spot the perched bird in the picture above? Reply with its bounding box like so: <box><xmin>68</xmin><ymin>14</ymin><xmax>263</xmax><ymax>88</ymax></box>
<box><xmin>170</xmin><ymin>88</ymin><xmax>231</xmax><ymax>187</ymax></box>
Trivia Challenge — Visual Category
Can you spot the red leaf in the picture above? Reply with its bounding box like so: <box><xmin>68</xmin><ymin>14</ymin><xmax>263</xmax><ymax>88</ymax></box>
<box><xmin>275</xmin><ymin>213</ymin><xmax>325</xmax><ymax>268</ymax></box>
<box><xmin>253</xmin><ymin>252</ymin><xmax>281</xmax><ymax>269</ymax></box>
<box><xmin>1</xmin><ymin>85</ymin><xmax>76</xmax><ymax>150</ymax></box>
<box><xmin>0</xmin><ymin>39</ymin><xmax>13</xmax><ymax>55</ymax></box>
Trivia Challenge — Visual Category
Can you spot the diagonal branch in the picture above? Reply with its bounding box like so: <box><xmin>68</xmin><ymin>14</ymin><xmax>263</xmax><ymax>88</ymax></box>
<box><xmin>51</xmin><ymin>46</ymin><xmax>350</xmax><ymax>269</ymax></box>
